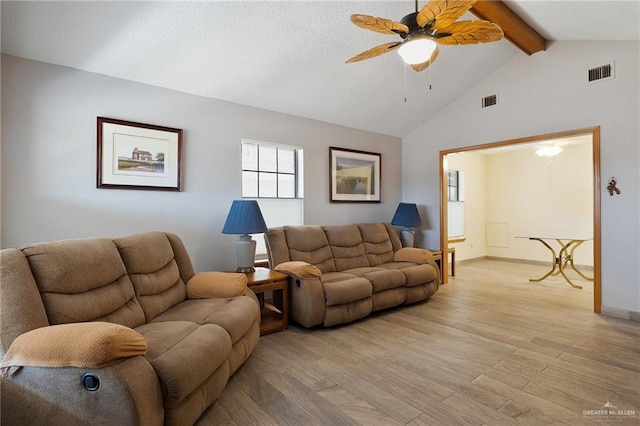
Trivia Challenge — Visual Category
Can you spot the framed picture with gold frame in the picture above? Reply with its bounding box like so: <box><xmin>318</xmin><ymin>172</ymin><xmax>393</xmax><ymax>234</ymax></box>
<box><xmin>329</xmin><ymin>147</ymin><xmax>381</xmax><ymax>202</ymax></box>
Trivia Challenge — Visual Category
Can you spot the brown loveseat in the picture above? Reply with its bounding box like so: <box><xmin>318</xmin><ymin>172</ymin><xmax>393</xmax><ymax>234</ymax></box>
<box><xmin>0</xmin><ymin>232</ymin><xmax>260</xmax><ymax>426</ymax></box>
<box><xmin>265</xmin><ymin>223</ymin><xmax>440</xmax><ymax>328</ymax></box>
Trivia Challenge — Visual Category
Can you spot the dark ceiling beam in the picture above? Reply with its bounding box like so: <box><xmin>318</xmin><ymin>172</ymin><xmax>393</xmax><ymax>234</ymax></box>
<box><xmin>471</xmin><ymin>0</ymin><xmax>547</xmax><ymax>55</ymax></box>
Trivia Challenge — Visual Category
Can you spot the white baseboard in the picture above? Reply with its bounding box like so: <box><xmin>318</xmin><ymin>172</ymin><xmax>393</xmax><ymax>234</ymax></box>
<box><xmin>601</xmin><ymin>306</ymin><xmax>640</xmax><ymax>322</ymax></box>
<box><xmin>462</xmin><ymin>255</ymin><xmax>594</xmax><ymax>270</ymax></box>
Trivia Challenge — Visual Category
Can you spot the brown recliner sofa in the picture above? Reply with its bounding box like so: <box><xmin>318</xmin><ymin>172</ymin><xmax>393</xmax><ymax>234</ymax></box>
<box><xmin>265</xmin><ymin>223</ymin><xmax>440</xmax><ymax>328</ymax></box>
<box><xmin>0</xmin><ymin>231</ymin><xmax>260</xmax><ymax>426</ymax></box>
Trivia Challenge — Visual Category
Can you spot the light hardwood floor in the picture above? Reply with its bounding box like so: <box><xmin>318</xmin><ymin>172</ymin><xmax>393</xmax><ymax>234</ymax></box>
<box><xmin>198</xmin><ymin>259</ymin><xmax>640</xmax><ymax>425</ymax></box>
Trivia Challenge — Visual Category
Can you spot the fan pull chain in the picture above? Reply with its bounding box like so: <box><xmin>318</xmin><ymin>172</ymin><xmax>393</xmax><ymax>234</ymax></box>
<box><xmin>403</xmin><ymin>62</ymin><xmax>408</xmax><ymax>103</ymax></box>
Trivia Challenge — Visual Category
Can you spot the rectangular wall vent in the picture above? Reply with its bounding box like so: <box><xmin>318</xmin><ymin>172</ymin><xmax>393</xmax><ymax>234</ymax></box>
<box><xmin>588</xmin><ymin>63</ymin><xmax>614</xmax><ymax>83</ymax></box>
<box><xmin>482</xmin><ymin>94</ymin><xmax>498</xmax><ymax>108</ymax></box>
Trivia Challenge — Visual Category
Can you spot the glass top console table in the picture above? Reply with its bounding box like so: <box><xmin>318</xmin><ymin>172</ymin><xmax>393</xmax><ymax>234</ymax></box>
<box><xmin>516</xmin><ymin>236</ymin><xmax>593</xmax><ymax>289</ymax></box>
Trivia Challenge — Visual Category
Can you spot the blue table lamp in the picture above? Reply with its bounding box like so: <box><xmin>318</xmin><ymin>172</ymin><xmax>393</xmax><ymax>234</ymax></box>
<box><xmin>391</xmin><ymin>202</ymin><xmax>422</xmax><ymax>247</ymax></box>
<box><xmin>222</xmin><ymin>200</ymin><xmax>268</xmax><ymax>272</ymax></box>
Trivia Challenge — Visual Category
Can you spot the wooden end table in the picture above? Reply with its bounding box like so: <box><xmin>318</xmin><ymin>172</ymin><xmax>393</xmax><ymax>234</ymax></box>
<box><xmin>243</xmin><ymin>267</ymin><xmax>288</xmax><ymax>335</ymax></box>
<box><xmin>429</xmin><ymin>248</ymin><xmax>455</xmax><ymax>277</ymax></box>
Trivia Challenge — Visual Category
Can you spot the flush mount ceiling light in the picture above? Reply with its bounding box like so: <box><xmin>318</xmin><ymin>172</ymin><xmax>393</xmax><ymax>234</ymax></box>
<box><xmin>346</xmin><ymin>0</ymin><xmax>503</xmax><ymax>72</ymax></box>
<box><xmin>535</xmin><ymin>146</ymin><xmax>563</xmax><ymax>157</ymax></box>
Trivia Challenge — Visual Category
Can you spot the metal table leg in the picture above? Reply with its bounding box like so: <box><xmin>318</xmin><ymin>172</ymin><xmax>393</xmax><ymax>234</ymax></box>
<box><xmin>555</xmin><ymin>239</ymin><xmax>583</xmax><ymax>289</ymax></box>
<box><xmin>529</xmin><ymin>237</ymin><xmax>559</xmax><ymax>283</ymax></box>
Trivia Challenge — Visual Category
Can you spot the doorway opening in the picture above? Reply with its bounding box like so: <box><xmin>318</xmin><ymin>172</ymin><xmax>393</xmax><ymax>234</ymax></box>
<box><xmin>439</xmin><ymin>127</ymin><xmax>601</xmax><ymax>313</ymax></box>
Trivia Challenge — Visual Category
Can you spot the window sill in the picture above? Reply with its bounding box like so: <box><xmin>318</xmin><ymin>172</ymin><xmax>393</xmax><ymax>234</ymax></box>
<box><xmin>448</xmin><ymin>236</ymin><xmax>466</xmax><ymax>244</ymax></box>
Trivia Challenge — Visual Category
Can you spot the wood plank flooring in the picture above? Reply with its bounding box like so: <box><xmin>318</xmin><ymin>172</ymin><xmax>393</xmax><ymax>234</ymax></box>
<box><xmin>197</xmin><ymin>259</ymin><xmax>640</xmax><ymax>425</ymax></box>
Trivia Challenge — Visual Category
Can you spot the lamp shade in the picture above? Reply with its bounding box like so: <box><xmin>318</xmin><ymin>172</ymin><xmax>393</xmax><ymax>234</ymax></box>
<box><xmin>391</xmin><ymin>203</ymin><xmax>422</xmax><ymax>228</ymax></box>
<box><xmin>222</xmin><ymin>200</ymin><xmax>268</xmax><ymax>235</ymax></box>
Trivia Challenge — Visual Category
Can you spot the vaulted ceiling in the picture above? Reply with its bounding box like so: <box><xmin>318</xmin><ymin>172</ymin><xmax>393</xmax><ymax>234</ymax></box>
<box><xmin>2</xmin><ymin>1</ymin><xmax>639</xmax><ymax>137</ymax></box>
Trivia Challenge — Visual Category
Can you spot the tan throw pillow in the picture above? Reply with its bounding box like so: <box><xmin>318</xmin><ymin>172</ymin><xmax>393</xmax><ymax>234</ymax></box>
<box><xmin>186</xmin><ymin>272</ymin><xmax>248</xmax><ymax>299</ymax></box>
<box><xmin>274</xmin><ymin>261</ymin><xmax>322</xmax><ymax>279</ymax></box>
<box><xmin>394</xmin><ymin>248</ymin><xmax>433</xmax><ymax>264</ymax></box>
<box><xmin>0</xmin><ymin>322</ymin><xmax>147</xmax><ymax>377</ymax></box>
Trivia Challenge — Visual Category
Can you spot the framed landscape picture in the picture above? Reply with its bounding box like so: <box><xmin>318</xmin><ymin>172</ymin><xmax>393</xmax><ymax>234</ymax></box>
<box><xmin>97</xmin><ymin>117</ymin><xmax>183</xmax><ymax>191</ymax></box>
<box><xmin>330</xmin><ymin>147</ymin><xmax>381</xmax><ymax>202</ymax></box>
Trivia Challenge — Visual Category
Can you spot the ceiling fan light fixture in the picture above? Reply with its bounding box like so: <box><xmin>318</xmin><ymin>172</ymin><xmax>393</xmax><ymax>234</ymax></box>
<box><xmin>398</xmin><ymin>37</ymin><xmax>436</xmax><ymax>65</ymax></box>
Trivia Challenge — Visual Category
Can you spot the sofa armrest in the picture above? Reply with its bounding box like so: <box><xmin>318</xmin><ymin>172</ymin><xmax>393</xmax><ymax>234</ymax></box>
<box><xmin>1</xmin><ymin>355</ymin><xmax>164</xmax><ymax>426</ymax></box>
<box><xmin>273</xmin><ymin>261</ymin><xmax>322</xmax><ymax>280</ymax></box>
<box><xmin>0</xmin><ymin>322</ymin><xmax>147</xmax><ymax>375</ymax></box>
<box><xmin>288</xmin><ymin>276</ymin><xmax>326</xmax><ymax>328</ymax></box>
<box><xmin>272</xmin><ymin>261</ymin><xmax>325</xmax><ymax>327</ymax></box>
<box><xmin>243</xmin><ymin>286</ymin><xmax>260</xmax><ymax>307</ymax></box>
<box><xmin>393</xmin><ymin>247</ymin><xmax>433</xmax><ymax>264</ymax></box>
<box><xmin>186</xmin><ymin>272</ymin><xmax>248</xmax><ymax>299</ymax></box>
<box><xmin>426</xmin><ymin>258</ymin><xmax>442</xmax><ymax>286</ymax></box>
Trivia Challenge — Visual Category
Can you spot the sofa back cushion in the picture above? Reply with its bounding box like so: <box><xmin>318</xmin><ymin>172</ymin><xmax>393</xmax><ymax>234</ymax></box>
<box><xmin>0</xmin><ymin>249</ymin><xmax>50</xmax><ymax>356</ymax></box>
<box><xmin>114</xmin><ymin>232</ymin><xmax>187</xmax><ymax>322</ymax></box>
<box><xmin>283</xmin><ymin>226</ymin><xmax>336</xmax><ymax>272</ymax></box>
<box><xmin>358</xmin><ymin>223</ymin><xmax>397</xmax><ymax>266</ymax></box>
<box><xmin>164</xmin><ymin>232</ymin><xmax>196</xmax><ymax>284</ymax></box>
<box><xmin>265</xmin><ymin>227</ymin><xmax>290</xmax><ymax>267</ymax></box>
<box><xmin>323</xmin><ymin>225</ymin><xmax>369</xmax><ymax>271</ymax></box>
<box><xmin>20</xmin><ymin>238</ymin><xmax>145</xmax><ymax>328</ymax></box>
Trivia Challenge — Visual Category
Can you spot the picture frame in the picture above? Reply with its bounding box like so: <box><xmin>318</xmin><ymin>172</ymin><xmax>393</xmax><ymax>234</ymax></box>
<box><xmin>97</xmin><ymin>117</ymin><xmax>183</xmax><ymax>191</ymax></box>
<box><xmin>329</xmin><ymin>147</ymin><xmax>381</xmax><ymax>202</ymax></box>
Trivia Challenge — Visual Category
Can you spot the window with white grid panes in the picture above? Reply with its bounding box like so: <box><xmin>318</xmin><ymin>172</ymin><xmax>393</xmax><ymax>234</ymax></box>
<box><xmin>241</xmin><ymin>140</ymin><xmax>304</xmax><ymax>258</ymax></box>
<box><xmin>242</xmin><ymin>141</ymin><xmax>302</xmax><ymax>199</ymax></box>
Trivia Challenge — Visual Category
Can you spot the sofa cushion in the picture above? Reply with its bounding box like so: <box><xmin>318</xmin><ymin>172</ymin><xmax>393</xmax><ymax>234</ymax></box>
<box><xmin>323</xmin><ymin>225</ymin><xmax>369</xmax><ymax>271</ymax></box>
<box><xmin>186</xmin><ymin>272</ymin><xmax>247</xmax><ymax>299</ymax></box>
<box><xmin>151</xmin><ymin>297</ymin><xmax>260</xmax><ymax>344</ymax></box>
<box><xmin>372</xmin><ymin>287</ymin><xmax>407</xmax><ymax>311</ymax></box>
<box><xmin>324</xmin><ymin>298</ymin><xmax>372</xmax><ymax>327</ymax></box>
<box><xmin>20</xmin><ymin>238</ymin><xmax>145</xmax><ymax>328</ymax></box>
<box><xmin>135</xmin><ymin>321</ymin><xmax>231</xmax><ymax>409</ymax></box>
<box><xmin>380</xmin><ymin>262</ymin><xmax>438</xmax><ymax>287</ymax></box>
<box><xmin>346</xmin><ymin>267</ymin><xmax>407</xmax><ymax>293</ymax></box>
<box><xmin>284</xmin><ymin>226</ymin><xmax>336</xmax><ymax>272</ymax></box>
<box><xmin>0</xmin><ymin>322</ymin><xmax>147</xmax><ymax>376</ymax></box>
<box><xmin>358</xmin><ymin>223</ymin><xmax>396</xmax><ymax>266</ymax></box>
<box><xmin>114</xmin><ymin>232</ymin><xmax>187</xmax><ymax>322</ymax></box>
<box><xmin>320</xmin><ymin>271</ymin><xmax>358</xmax><ymax>283</ymax></box>
<box><xmin>322</xmin><ymin>276</ymin><xmax>372</xmax><ymax>306</ymax></box>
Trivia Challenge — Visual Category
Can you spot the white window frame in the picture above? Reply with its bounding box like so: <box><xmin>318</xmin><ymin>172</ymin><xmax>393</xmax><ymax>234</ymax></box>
<box><xmin>241</xmin><ymin>139</ymin><xmax>304</xmax><ymax>259</ymax></box>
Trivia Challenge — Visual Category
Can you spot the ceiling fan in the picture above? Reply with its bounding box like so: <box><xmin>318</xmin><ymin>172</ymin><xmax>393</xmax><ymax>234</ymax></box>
<box><xmin>346</xmin><ymin>0</ymin><xmax>504</xmax><ymax>72</ymax></box>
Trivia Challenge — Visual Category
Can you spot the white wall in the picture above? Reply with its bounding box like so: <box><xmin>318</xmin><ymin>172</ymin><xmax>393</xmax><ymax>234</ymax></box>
<box><xmin>403</xmin><ymin>41</ymin><xmax>639</xmax><ymax>315</ymax></box>
<box><xmin>486</xmin><ymin>143</ymin><xmax>593</xmax><ymax>266</ymax></box>
<box><xmin>1</xmin><ymin>55</ymin><xmax>403</xmax><ymax>271</ymax></box>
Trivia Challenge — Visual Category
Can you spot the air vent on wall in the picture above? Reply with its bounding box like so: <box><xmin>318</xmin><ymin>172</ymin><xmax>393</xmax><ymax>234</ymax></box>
<box><xmin>588</xmin><ymin>62</ymin><xmax>614</xmax><ymax>83</ymax></box>
<box><xmin>482</xmin><ymin>94</ymin><xmax>498</xmax><ymax>108</ymax></box>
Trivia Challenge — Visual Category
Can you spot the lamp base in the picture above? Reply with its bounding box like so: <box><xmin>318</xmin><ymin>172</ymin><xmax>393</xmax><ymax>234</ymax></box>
<box><xmin>235</xmin><ymin>234</ymin><xmax>257</xmax><ymax>272</ymax></box>
<box><xmin>400</xmin><ymin>228</ymin><xmax>416</xmax><ymax>248</ymax></box>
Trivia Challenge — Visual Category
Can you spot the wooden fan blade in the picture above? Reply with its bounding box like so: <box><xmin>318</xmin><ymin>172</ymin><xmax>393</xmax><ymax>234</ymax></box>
<box><xmin>417</xmin><ymin>0</ymin><xmax>476</xmax><ymax>29</ymax></box>
<box><xmin>350</xmin><ymin>14</ymin><xmax>409</xmax><ymax>36</ymax></box>
<box><xmin>346</xmin><ymin>42</ymin><xmax>402</xmax><ymax>63</ymax></box>
<box><xmin>435</xmin><ymin>20</ymin><xmax>503</xmax><ymax>45</ymax></box>
<box><xmin>411</xmin><ymin>46</ymin><xmax>440</xmax><ymax>72</ymax></box>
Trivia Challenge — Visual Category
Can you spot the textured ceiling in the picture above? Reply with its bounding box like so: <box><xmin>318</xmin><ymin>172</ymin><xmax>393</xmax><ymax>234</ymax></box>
<box><xmin>2</xmin><ymin>1</ymin><xmax>639</xmax><ymax>137</ymax></box>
